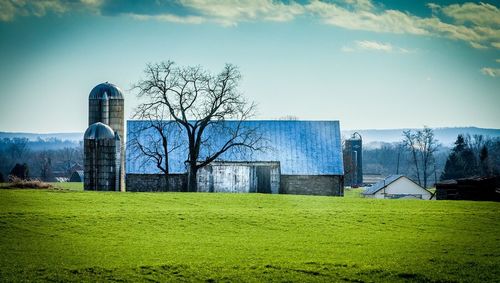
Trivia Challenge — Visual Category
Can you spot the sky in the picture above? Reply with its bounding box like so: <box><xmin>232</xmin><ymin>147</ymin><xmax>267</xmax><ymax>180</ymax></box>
<box><xmin>0</xmin><ymin>0</ymin><xmax>498</xmax><ymax>133</ymax></box>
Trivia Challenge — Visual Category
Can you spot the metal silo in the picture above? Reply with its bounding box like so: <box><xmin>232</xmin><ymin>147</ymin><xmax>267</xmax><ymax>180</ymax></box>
<box><xmin>88</xmin><ymin>82</ymin><xmax>125</xmax><ymax>191</ymax></box>
<box><xmin>84</xmin><ymin>122</ymin><xmax>120</xmax><ymax>191</ymax></box>
<box><xmin>345</xmin><ymin>132</ymin><xmax>363</xmax><ymax>187</ymax></box>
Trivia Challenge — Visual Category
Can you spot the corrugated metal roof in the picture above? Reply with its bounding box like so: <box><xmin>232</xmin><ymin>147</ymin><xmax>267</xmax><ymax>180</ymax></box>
<box><xmin>84</xmin><ymin>122</ymin><xmax>115</xmax><ymax>140</ymax></box>
<box><xmin>126</xmin><ymin>120</ymin><xmax>343</xmax><ymax>175</ymax></box>
<box><xmin>363</xmin><ymin>175</ymin><xmax>403</xmax><ymax>195</ymax></box>
<box><xmin>89</xmin><ymin>82</ymin><xmax>123</xmax><ymax>100</ymax></box>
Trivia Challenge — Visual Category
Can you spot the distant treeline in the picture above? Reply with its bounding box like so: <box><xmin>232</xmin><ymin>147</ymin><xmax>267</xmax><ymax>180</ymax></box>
<box><xmin>0</xmin><ymin>138</ymin><xmax>83</xmax><ymax>181</ymax></box>
<box><xmin>363</xmin><ymin>143</ymin><xmax>449</xmax><ymax>184</ymax></box>
<box><xmin>361</xmin><ymin>134</ymin><xmax>500</xmax><ymax>186</ymax></box>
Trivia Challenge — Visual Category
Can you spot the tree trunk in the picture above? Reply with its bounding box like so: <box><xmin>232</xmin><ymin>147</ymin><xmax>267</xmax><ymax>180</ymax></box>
<box><xmin>187</xmin><ymin>164</ymin><xmax>198</xmax><ymax>192</ymax></box>
<box><xmin>164</xmin><ymin>173</ymin><xmax>170</xmax><ymax>192</ymax></box>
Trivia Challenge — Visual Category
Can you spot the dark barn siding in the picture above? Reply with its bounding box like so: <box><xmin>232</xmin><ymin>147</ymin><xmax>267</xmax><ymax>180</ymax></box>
<box><xmin>281</xmin><ymin>175</ymin><xmax>344</xmax><ymax>196</ymax></box>
<box><xmin>126</xmin><ymin>174</ymin><xmax>186</xmax><ymax>192</ymax></box>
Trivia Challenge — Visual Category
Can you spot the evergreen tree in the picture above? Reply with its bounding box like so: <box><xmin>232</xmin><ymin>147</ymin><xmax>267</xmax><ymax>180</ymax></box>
<box><xmin>461</xmin><ymin>147</ymin><xmax>478</xmax><ymax>176</ymax></box>
<box><xmin>441</xmin><ymin>152</ymin><xmax>462</xmax><ymax>180</ymax></box>
<box><xmin>441</xmin><ymin>135</ymin><xmax>479</xmax><ymax>180</ymax></box>
<box><xmin>479</xmin><ymin>145</ymin><xmax>491</xmax><ymax>176</ymax></box>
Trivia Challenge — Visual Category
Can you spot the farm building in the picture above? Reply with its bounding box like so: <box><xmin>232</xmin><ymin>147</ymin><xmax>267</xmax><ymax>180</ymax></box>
<box><xmin>126</xmin><ymin>120</ymin><xmax>344</xmax><ymax>196</ymax></box>
<box><xmin>363</xmin><ymin>175</ymin><xmax>432</xmax><ymax>200</ymax></box>
<box><xmin>69</xmin><ymin>170</ymin><xmax>84</xmax><ymax>182</ymax></box>
<box><xmin>436</xmin><ymin>176</ymin><xmax>500</xmax><ymax>201</ymax></box>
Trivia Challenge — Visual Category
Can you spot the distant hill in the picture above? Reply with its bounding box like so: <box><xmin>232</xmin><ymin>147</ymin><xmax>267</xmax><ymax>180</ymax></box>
<box><xmin>0</xmin><ymin>132</ymin><xmax>82</xmax><ymax>151</ymax></box>
<box><xmin>342</xmin><ymin>127</ymin><xmax>500</xmax><ymax>148</ymax></box>
<box><xmin>0</xmin><ymin>132</ymin><xmax>83</xmax><ymax>142</ymax></box>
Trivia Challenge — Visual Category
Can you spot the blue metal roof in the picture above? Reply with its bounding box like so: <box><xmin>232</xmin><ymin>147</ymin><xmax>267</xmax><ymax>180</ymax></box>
<box><xmin>126</xmin><ymin>120</ymin><xmax>344</xmax><ymax>175</ymax></box>
<box><xmin>363</xmin><ymin>175</ymin><xmax>403</xmax><ymax>195</ymax></box>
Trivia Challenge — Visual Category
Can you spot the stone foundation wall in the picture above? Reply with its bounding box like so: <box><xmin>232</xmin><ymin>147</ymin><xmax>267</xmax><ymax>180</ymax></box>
<box><xmin>126</xmin><ymin>173</ymin><xmax>344</xmax><ymax>196</ymax></box>
<box><xmin>280</xmin><ymin>175</ymin><xmax>344</xmax><ymax>196</ymax></box>
<box><xmin>126</xmin><ymin>174</ymin><xmax>186</xmax><ymax>192</ymax></box>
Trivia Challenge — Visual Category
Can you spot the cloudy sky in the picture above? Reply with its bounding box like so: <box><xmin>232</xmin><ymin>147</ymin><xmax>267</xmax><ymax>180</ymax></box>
<box><xmin>0</xmin><ymin>0</ymin><xmax>498</xmax><ymax>132</ymax></box>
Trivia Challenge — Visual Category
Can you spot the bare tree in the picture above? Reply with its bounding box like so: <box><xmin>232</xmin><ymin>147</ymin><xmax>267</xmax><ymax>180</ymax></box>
<box><xmin>128</xmin><ymin>108</ymin><xmax>183</xmax><ymax>191</ymax></box>
<box><xmin>133</xmin><ymin>61</ymin><xmax>263</xmax><ymax>192</ymax></box>
<box><xmin>402</xmin><ymin>127</ymin><xmax>439</xmax><ymax>188</ymax></box>
<box><xmin>60</xmin><ymin>147</ymin><xmax>82</xmax><ymax>175</ymax></box>
<box><xmin>7</xmin><ymin>138</ymin><xmax>29</xmax><ymax>163</ymax></box>
<box><xmin>37</xmin><ymin>150</ymin><xmax>54</xmax><ymax>181</ymax></box>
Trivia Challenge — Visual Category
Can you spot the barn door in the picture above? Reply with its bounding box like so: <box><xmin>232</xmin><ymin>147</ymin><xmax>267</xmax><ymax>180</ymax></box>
<box><xmin>256</xmin><ymin>166</ymin><xmax>271</xmax><ymax>194</ymax></box>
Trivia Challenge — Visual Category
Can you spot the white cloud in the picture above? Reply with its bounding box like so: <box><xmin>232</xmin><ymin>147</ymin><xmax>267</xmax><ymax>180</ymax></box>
<box><xmin>0</xmin><ymin>0</ymin><xmax>101</xmax><ymax>21</ymax></box>
<box><xmin>356</xmin><ymin>40</ymin><xmax>393</xmax><ymax>52</ymax></box>
<box><xmin>438</xmin><ymin>2</ymin><xmax>500</xmax><ymax>27</ymax></box>
<box><xmin>0</xmin><ymin>0</ymin><xmax>16</xmax><ymax>21</ymax></box>
<box><xmin>341</xmin><ymin>40</ymin><xmax>412</xmax><ymax>53</ymax></box>
<box><xmin>306</xmin><ymin>1</ymin><xmax>429</xmax><ymax>35</ymax></box>
<box><xmin>340</xmin><ymin>46</ymin><xmax>355</xmax><ymax>52</ymax></box>
<box><xmin>179</xmin><ymin>0</ymin><xmax>305</xmax><ymax>26</ymax></box>
<box><xmin>308</xmin><ymin>0</ymin><xmax>500</xmax><ymax>50</ymax></box>
<box><xmin>481</xmin><ymin>67</ymin><xmax>500</xmax><ymax>77</ymax></box>
<box><xmin>128</xmin><ymin>13</ymin><xmax>205</xmax><ymax>25</ymax></box>
<box><xmin>1</xmin><ymin>0</ymin><xmax>499</xmax><ymax>50</ymax></box>
<box><xmin>422</xmin><ymin>2</ymin><xmax>500</xmax><ymax>49</ymax></box>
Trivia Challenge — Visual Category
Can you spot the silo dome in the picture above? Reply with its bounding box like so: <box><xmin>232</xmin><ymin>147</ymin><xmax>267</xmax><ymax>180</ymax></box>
<box><xmin>84</xmin><ymin>122</ymin><xmax>115</xmax><ymax>140</ymax></box>
<box><xmin>89</xmin><ymin>82</ymin><xmax>123</xmax><ymax>100</ymax></box>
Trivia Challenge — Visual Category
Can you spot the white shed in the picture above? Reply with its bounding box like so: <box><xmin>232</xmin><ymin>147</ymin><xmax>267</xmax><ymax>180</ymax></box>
<box><xmin>363</xmin><ymin>175</ymin><xmax>432</xmax><ymax>200</ymax></box>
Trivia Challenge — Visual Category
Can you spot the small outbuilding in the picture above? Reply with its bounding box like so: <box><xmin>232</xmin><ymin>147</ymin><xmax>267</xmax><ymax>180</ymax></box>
<box><xmin>436</xmin><ymin>176</ymin><xmax>500</xmax><ymax>201</ymax></box>
<box><xmin>363</xmin><ymin>175</ymin><xmax>431</xmax><ymax>200</ymax></box>
<box><xmin>69</xmin><ymin>170</ymin><xmax>84</xmax><ymax>182</ymax></box>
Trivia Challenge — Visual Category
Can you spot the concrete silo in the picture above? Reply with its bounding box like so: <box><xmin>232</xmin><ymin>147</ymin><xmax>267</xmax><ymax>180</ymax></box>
<box><xmin>84</xmin><ymin>122</ymin><xmax>121</xmax><ymax>191</ymax></box>
<box><xmin>85</xmin><ymin>82</ymin><xmax>125</xmax><ymax>191</ymax></box>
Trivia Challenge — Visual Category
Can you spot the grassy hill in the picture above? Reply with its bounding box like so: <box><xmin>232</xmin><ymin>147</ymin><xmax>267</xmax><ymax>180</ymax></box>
<box><xmin>0</xmin><ymin>185</ymin><xmax>499</xmax><ymax>282</ymax></box>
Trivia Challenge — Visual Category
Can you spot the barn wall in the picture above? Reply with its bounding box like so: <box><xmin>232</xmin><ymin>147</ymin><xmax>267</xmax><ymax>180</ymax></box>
<box><xmin>373</xmin><ymin>191</ymin><xmax>385</xmax><ymax>199</ymax></box>
<box><xmin>280</xmin><ymin>175</ymin><xmax>343</xmax><ymax>196</ymax></box>
<box><xmin>385</xmin><ymin>178</ymin><xmax>431</xmax><ymax>200</ymax></box>
<box><xmin>126</xmin><ymin>173</ymin><xmax>344</xmax><ymax>196</ymax></box>
<box><xmin>126</xmin><ymin>174</ymin><xmax>186</xmax><ymax>192</ymax></box>
<box><xmin>198</xmin><ymin>162</ymin><xmax>280</xmax><ymax>193</ymax></box>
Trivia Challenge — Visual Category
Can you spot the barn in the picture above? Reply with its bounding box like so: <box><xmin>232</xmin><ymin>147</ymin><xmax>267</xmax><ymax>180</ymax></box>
<box><xmin>363</xmin><ymin>175</ymin><xmax>432</xmax><ymax>200</ymax></box>
<box><xmin>436</xmin><ymin>176</ymin><xmax>500</xmax><ymax>201</ymax></box>
<box><xmin>126</xmin><ymin>120</ymin><xmax>344</xmax><ymax>196</ymax></box>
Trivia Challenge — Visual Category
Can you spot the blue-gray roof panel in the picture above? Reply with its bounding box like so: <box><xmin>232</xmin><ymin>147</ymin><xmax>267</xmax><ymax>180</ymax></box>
<box><xmin>363</xmin><ymin>175</ymin><xmax>403</xmax><ymax>195</ymax></box>
<box><xmin>126</xmin><ymin>120</ymin><xmax>343</xmax><ymax>175</ymax></box>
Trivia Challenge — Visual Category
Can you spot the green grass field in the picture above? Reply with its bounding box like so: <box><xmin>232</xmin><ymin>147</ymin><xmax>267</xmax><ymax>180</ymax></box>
<box><xmin>0</xmin><ymin>184</ymin><xmax>499</xmax><ymax>282</ymax></box>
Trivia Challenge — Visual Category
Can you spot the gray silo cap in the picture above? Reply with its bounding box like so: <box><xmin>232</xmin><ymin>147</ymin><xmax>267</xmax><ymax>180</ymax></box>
<box><xmin>89</xmin><ymin>82</ymin><xmax>123</xmax><ymax>99</ymax></box>
<box><xmin>84</xmin><ymin>122</ymin><xmax>115</xmax><ymax>140</ymax></box>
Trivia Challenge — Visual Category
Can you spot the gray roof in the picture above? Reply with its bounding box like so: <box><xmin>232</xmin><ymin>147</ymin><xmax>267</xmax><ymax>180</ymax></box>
<box><xmin>84</xmin><ymin>122</ymin><xmax>115</xmax><ymax>140</ymax></box>
<box><xmin>70</xmin><ymin>170</ymin><xmax>84</xmax><ymax>182</ymax></box>
<box><xmin>89</xmin><ymin>82</ymin><xmax>123</xmax><ymax>100</ymax></box>
<box><xmin>126</xmin><ymin>120</ymin><xmax>344</xmax><ymax>175</ymax></box>
<box><xmin>363</xmin><ymin>175</ymin><xmax>404</xmax><ymax>195</ymax></box>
